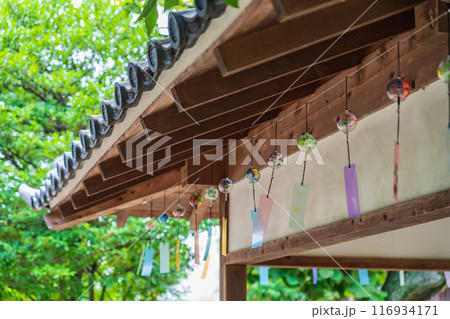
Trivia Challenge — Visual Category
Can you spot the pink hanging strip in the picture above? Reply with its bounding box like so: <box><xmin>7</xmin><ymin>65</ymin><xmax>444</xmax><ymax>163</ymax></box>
<box><xmin>194</xmin><ymin>230</ymin><xmax>200</xmax><ymax>264</ymax></box>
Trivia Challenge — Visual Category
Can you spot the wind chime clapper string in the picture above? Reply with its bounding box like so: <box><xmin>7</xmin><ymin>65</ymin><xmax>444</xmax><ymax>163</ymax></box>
<box><xmin>345</xmin><ymin>77</ymin><xmax>351</xmax><ymax>169</ymax></box>
<box><xmin>297</xmin><ymin>101</ymin><xmax>317</xmax><ymax>186</ymax></box>
<box><xmin>386</xmin><ymin>42</ymin><xmax>410</xmax><ymax>201</ymax></box>
<box><xmin>301</xmin><ymin>103</ymin><xmax>309</xmax><ymax>185</ymax></box>
<box><xmin>251</xmin><ymin>137</ymin><xmax>257</xmax><ymax>212</ymax></box>
<box><xmin>266</xmin><ymin>121</ymin><xmax>284</xmax><ymax>198</ymax></box>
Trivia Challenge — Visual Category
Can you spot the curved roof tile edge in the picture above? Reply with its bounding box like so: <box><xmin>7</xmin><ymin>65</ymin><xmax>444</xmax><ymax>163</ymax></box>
<box><xmin>19</xmin><ymin>0</ymin><xmax>227</xmax><ymax>210</ymax></box>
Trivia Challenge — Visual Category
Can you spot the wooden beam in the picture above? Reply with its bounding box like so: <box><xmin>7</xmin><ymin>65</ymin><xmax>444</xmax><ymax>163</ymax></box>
<box><xmin>226</xmin><ymin>189</ymin><xmax>450</xmax><ymax>265</ymax></box>
<box><xmin>173</xmin><ymin>46</ymin><xmax>374</xmax><ymax>113</ymax></box>
<box><xmin>48</xmin><ymin>167</ymin><xmax>185</xmax><ymax>228</ymax></box>
<box><xmin>119</xmin><ymin>106</ymin><xmax>286</xmax><ymax>164</ymax></box>
<box><xmin>214</xmin><ymin>0</ymin><xmax>423</xmax><ymax>76</ymax></box>
<box><xmin>251</xmin><ymin>256</ymin><xmax>450</xmax><ymax>271</ymax></box>
<box><xmin>171</xmin><ymin>10</ymin><xmax>415</xmax><ymax>110</ymax></box>
<box><xmin>116</xmin><ymin>211</ymin><xmax>129</xmax><ymax>228</ymax></box>
<box><xmin>229</xmin><ymin>43</ymin><xmax>447</xmax><ymax>182</ymax></box>
<box><xmin>415</xmin><ymin>0</ymin><xmax>448</xmax><ymax>48</ymax></box>
<box><xmin>271</xmin><ymin>0</ymin><xmax>347</xmax><ymax>22</ymax></box>
<box><xmin>100</xmin><ymin>127</ymin><xmax>247</xmax><ymax>181</ymax></box>
<box><xmin>84</xmin><ymin>161</ymin><xmax>183</xmax><ymax>196</ymax></box>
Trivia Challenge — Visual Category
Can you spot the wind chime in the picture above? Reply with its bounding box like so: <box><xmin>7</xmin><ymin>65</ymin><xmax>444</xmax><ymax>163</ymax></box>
<box><xmin>201</xmin><ymin>165</ymin><xmax>218</xmax><ymax>279</ymax></box>
<box><xmin>266</xmin><ymin>121</ymin><xmax>284</xmax><ymax>198</ymax></box>
<box><xmin>218</xmin><ymin>177</ymin><xmax>233</xmax><ymax>201</ymax></box>
<box><xmin>386</xmin><ymin>43</ymin><xmax>410</xmax><ymax>201</ymax></box>
<box><xmin>138</xmin><ymin>198</ymin><xmax>156</xmax><ymax>277</ymax></box>
<box><xmin>172</xmin><ymin>184</ymin><xmax>186</xmax><ymax>272</ymax></box>
<box><xmin>159</xmin><ymin>191</ymin><xmax>170</xmax><ymax>274</ymax></box>
<box><xmin>219</xmin><ymin>150</ymin><xmax>233</xmax><ymax>256</ymax></box>
<box><xmin>245</xmin><ymin>137</ymin><xmax>261</xmax><ymax>213</ymax></box>
<box><xmin>189</xmin><ymin>177</ymin><xmax>202</xmax><ymax>264</ymax></box>
<box><xmin>339</xmin><ymin>76</ymin><xmax>360</xmax><ymax>219</ymax></box>
<box><xmin>297</xmin><ymin>102</ymin><xmax>317</xmax><ymax>186</ymax></box>
<box><xmin>288</xmin><ymin>102</ymin><xmax>316</xmax><ymax>230</ymax></box>
<box><xmin>437</xmin><ymin>4</ymin><xmax>450</xmax><ymax>170</ymax></box>
<box><xmin>339</xmin><ymin>77</ymin><xmax>367</xmax><ymax>286</ymax></box>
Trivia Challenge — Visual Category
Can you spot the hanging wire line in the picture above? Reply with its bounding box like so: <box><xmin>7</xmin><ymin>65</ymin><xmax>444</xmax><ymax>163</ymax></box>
<box><xmin>397</xmin><ymin>42</ymin><xmax>401</xmax><ymax>144</ymax></box>
<box><xmin>301</xmin><ymin>103</ymin><xmax>309</xmax><ymax>186</ymax></box>
<box><xmin>266</xmin><ymin>122</ymin><xmax>277</xmax><ymax>198</ymax></box>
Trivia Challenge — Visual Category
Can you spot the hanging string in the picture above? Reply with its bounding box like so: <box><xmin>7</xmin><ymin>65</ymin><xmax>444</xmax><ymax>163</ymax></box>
<box><xmin>251</xmin><ymin>137</ymin><xmax>256</xmax><ymax>212</ymax></box>
<box><xmin>301</xmin><ymin>102</ymin><xmax>309</xmax><ymax>186</ymax></box>
<box><xmin>194</xmin><ymin>172</ymin><xmax>197</xmax><ymax>193</ymax></box>
<box><xmin>266</xmin><ymin>122</ymin><xmax>278</xmax><ymax>198</ymax></box>
<box><xmin>209</xmin><ymin>164</ymin><xmax>213</xmax><ymax>224</ymax></box>
<box><xmin>163</xmin><ymin>190</ymin><xmax>166</xmax><ymax>243</ymax></box>
<box><xmin>447</xmin><ymin>5</ymin><xmax>450</xmax><ymax>170</ymax></box>
<box><xmin>177</xmin><ymin>184</ymin><xmax>180</xmax><ymax>238</ymax></box>
<box><xmin>397</xmin><ymin>42</ymin><xmax>401</xmax><ymax>144</ymax></box>
<box><xmin>345</xmin><ymin>77</ymin><xmax>351</xmax><ymax>168</ymax></box>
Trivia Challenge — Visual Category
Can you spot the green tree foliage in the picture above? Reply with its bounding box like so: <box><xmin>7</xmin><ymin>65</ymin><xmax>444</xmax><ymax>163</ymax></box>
<box><xmin>247</xmin><ymin>268</ymin><xmax>388</xmax><ymax>301</ymax></box>
<box><xmin>0</xmin><ymin>0</ymin><xmax>194</xmax><ymax>300</ymax></box>
<box><xmin>136</xmin><ymin>0</ymin><xmax>194</xmax><ymax>38</ymax></box>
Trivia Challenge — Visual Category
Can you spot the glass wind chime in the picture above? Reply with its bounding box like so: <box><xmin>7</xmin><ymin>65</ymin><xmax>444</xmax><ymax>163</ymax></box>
<box><xmin>339</xmin><ymin>76</ymin><xmax>360</xmax><ymax>219</ymax></box>
<box><xmin>437</xmin><ymin>4</ymin><xmax>450</xmax><ymax>170</ymax></box>
<box><xmin>218</xmin><ymin>152</ymin><xmax>233</xmax><ymax>256</ymax></box>
<box><xmin>245</xmin><ymin>137</ymin><xmax>261</xmax><ymax>213</ymax></box>
<box><xmin>266</xmin><ymin>121</ymin><xmax>284</xmax><ymax>198</ymax></box>
<box><xmin>189</xmin><ymin>178</ymin><xmax>202</xmax><ymax>264</ymax></box>
<box><xmin>386</xmin><ymin>43</ymin><xmax>410</xmax><ymax>201</ymax></box>
<box><xmin>172</xmin><ymin>184</ymin><xmax>186</xmax><ymax>272</ymax></box>
<box><xmin>201</xmin><ymin>165</ymin><xmax>218</xmax><ymax>279</ymax></box>
<box><xmin>289</xmin><ymin>102</ymin><xmax>316</xmax><ymax>230</ymax></box>
<box><xmin>159</xmin><ymin>191</ymin><xmax>170</xmax><ymax>274</ymax></box>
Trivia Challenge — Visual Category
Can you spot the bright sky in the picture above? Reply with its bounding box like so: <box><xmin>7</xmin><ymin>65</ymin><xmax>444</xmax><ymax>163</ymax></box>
<box><xmin>168</xmin><ymin>226</ymin><xmax>220</xmax><ymax>301</ymax></box>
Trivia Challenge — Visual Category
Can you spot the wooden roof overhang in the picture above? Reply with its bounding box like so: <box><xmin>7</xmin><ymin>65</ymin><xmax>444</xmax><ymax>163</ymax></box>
<box><xmin>19</xmin><ymin>0</ymin><xmax>450</xmax><ymax>234</ymax></box>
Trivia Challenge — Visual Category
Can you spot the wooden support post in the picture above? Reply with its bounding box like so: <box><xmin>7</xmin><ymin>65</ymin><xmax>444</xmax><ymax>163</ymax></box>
<box><xmin>219</xmin><ymin>192</ymin><xmax>247</xmax><ymax>301</ymax></box>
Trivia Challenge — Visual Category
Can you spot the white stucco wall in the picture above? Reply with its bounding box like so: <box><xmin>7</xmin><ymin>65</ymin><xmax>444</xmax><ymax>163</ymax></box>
<box><xmin>228</xmin><ymin>80</ymin><xmax>450</xmax><ymax>258</ymax></box>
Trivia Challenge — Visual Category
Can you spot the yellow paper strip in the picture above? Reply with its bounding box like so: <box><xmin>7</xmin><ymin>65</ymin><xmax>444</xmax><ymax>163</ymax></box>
<box><xmin>222</xmin><ymin>217</ymin><xmax>227</xmax><ymax>256</ymax></box>
<box><xmin>201</xmin><ymin>254</ymin><xmax>211</xmax><ymax>279</ymax></box>
<box><xmin>176</xmin><ymin>239</ymin><xmax>180</xmax><ymax>271</ymax></box>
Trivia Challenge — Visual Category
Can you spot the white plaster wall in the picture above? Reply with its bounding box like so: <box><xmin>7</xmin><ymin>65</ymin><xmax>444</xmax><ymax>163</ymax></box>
<box><xmin>295</xmin><ymin>218</ymin><xmax>450</xmax><ymax>259</ymax></box>
<box><xmin>228</xmin><ymin>80</ymin><xmax>450</xmax><ymax>256</ymax></box>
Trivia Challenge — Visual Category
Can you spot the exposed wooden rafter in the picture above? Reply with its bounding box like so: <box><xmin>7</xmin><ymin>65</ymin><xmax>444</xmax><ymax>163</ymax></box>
<box><xmin>172</xmin><ymin>10</ymin><xmax>415</xmax><ymax>110</ymax></box>
<box><xmin>214</xmin><ymin>0</ymin><xmax>423</xmax><ymax>76</ymax></box>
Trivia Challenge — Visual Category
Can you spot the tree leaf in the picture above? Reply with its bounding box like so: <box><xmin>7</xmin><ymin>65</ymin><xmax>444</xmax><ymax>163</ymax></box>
<box><xmin>222</xmin><ymin>0</ymin><xmax>239</xmax><ymax>8</ymax></box>
<box><xmin>164</xmin><ymin>0</ymin><xmax>179</xmax><ymax>11</ymax></box>
<box><xmin>144</xmin><ymin>3</ymin><xmax>158</xmax><ymax>39</ymax></box>
<box><xmin>136</xmin><ymin>0</ymin><xmax>157</xmax><ymax>22</ymax></box>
